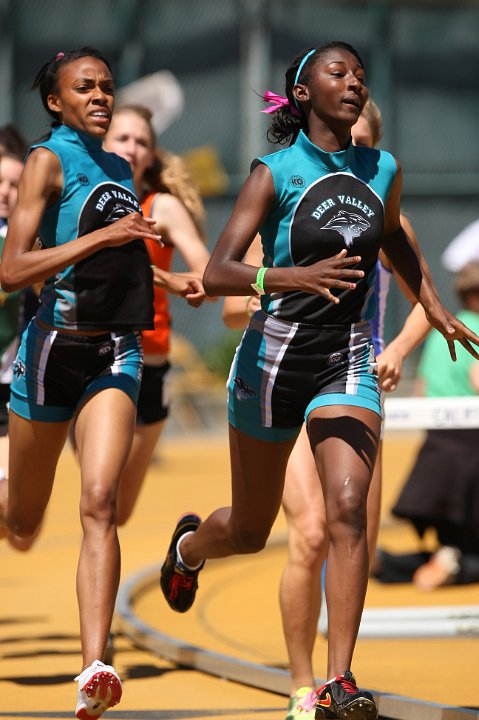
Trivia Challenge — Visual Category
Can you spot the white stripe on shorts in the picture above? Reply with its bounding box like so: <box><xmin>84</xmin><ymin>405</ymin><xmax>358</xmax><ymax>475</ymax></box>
<box><xmin>263</xmin><ymin>319</ymin><xmax>299</xmax><ymax>428</ymax></box>
<box><xmin>36</xmin><ymin>329</ymin><xmax>58</xmax><ymax>405</ymax></box>
<box><xmin>345</xmin><ymin>322</ymin><xmax>365</xmax><ymax>395</ymax></box>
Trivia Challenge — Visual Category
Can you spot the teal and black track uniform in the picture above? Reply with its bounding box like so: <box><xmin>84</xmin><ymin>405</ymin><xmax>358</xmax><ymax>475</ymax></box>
<box><xmin>227</xmin><ymin>131</ymin><xmax>397</xmax><ymax>441</ymax></box>
<box><xmin>10</xmin><ymin>124</ymin><xmax>153</xmax><ymax>422</ymax></box>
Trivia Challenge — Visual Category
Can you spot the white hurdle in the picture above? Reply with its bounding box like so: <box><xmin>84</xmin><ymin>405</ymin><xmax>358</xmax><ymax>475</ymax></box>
<box><xmin>384</xmin><ymin>395</ymin><xmax>479</xmax><ymax>431</ymax></box>
<box><xmin>357</xmin><ymin>395</ymin><xmax>479</xmax><ymax>639</ymax></box>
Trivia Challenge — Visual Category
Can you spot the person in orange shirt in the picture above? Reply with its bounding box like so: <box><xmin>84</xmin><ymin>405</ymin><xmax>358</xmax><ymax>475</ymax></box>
<box><xmin>103</xmin><ymin>103</ymin><xmax>211</xmax><ymax>526</ymax></box>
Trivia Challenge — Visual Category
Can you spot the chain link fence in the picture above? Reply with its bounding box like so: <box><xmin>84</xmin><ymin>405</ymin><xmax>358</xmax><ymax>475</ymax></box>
<box><xmin>2</xmin><ymin>0</ymin><xmax>479</xmax><ymax>383</ymax></box>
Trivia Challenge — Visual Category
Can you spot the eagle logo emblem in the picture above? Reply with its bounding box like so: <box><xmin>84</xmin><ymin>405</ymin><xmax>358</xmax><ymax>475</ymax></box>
<box><xmin>13</xmin><ymin>358</ymin><xmax>26</xmax><ymax>379</ymax></box>
<box><xmin>321</xmin><ymin>210</ymin><xmax>370</xmax><ymax>247</ymax></box>
<box><xmin>104</xmin><ymin>203</ymin><xmax>134</xmax><ymax>224</ymax></box>
<box><xmin>233</xmin><ymin>376</ymin><xmax>257</xmax><ymax>400</ymax></box>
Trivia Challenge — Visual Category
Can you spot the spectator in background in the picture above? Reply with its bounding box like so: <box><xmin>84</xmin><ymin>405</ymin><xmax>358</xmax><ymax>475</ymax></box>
<box><xmin>103</xmin><ymin>103</ymin><xmax>211</xmax><ymax>527</ymax></box>
<box><xmin>374</xmin><ymin>261</ymin><xmax>479</xmax><ymax>589</ymax></box>
<box><xmin>0</xmin><ymin>151</ymin><xmax>24</xmax><ymax>534</ymax></box>
<box><xmin>442</xmin><ymin>219</ymin><xmax>479</xmax><ymax>273</ymax></box>
<box><xmin>0</xmin><ymin>125</ymin><xmax>39</xmax><ymax>334</ymax></box>
<box><xmin>0</xmin><ymin>124</ymin><xmax>28</xmax><ymax>158</ymax></box>
<box><xmin>0</xmin><ymin>148</ymin><xmax>40</xmax><ymax>551</ymax></box>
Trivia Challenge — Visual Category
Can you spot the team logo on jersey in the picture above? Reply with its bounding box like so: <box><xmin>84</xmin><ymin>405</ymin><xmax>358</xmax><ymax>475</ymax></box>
<box><xmin>98</xmin><ymin>342</ymin><xmax>114</xmax><ymax>357</ymax></box>
<box><xmin>281</xmin><ymin>172</ymin><xmax>385</xmax><ymax>322</ymax></box>
<box><xmin>78</xmin><ymin>182</ymin><xmax>141</xmax><ymax>237</ymax></box>
<box><xmin>289</xmin><ymin>173</ymin><xmax>383</xmax><ymax>270</ymax></box>
<box><xmin>327</xmin><ymin>352</ymin><xmax>343</xmax><ymax>366</ymax></box>
<box><xmin>233</xmin><ymin>376</ymin><xmax>256</xmax><ymax>400</ymax></box>
<box><xmin>13</xmin><ymin>358</ymin><xmax>26</xmax><ymax>379</ymax></box>
<box><xmin>76</xmin><ymin>173</ymin><xmax>90</xmax><ymax>186</ymax></box>
<box><xmin>321</xmin><ymin>210</ymin><xmax>371</xmax><ymax>248</ymax></box>
<box><xmin>290</xmin><ymin>175</ymin><xmax>305</xmax><ymax>188</ymax></box>
<box><xmin>104</xmin><ymin>203</ymin><xmax>134</xmax><ymax>224</ymax></box>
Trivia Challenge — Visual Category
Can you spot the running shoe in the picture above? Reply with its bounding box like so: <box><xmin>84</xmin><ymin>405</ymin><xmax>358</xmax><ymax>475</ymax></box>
<box><xmin>160</xmin><ymin>512</ymin><xmax>204</xmax><ymax>612</ymax></box>
<box><xmin>286</xmin><ymin>686</ymin><xmax>319</xmax><ymax>719</ymax></box>
<box><xmin>75</xmin><ymin>659</ymin><xmax>122</xmax><ymax>720</ymax></box>
<box><xmin>315</xmin><ymin>671</ymin><xmax>377</xmax><ymax>720</ymax></box>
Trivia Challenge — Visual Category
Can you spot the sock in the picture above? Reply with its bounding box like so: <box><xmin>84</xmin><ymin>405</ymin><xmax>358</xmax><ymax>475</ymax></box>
<box><xmin>176</xmin><ymin>531</ymin><xmax>203</xmax><ymax>570</ymax></box>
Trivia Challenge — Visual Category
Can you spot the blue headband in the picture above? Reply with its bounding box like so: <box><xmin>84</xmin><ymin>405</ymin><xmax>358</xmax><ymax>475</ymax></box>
<box><xmin>293</xmin><ymin>49</ymin><xmax>316</xmax><ymax>109</ymax></box>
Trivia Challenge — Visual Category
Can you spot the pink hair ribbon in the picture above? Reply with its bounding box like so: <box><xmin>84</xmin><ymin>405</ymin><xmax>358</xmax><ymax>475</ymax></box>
<box><xmin>261</xmin><ymin>90</ymin><xmax>300</xmax><ymax>117</ymax></box>
<box><xmin>56</xmin><ymin>51</ymin><xmax>65</xmax><ymax>61</ymax></box>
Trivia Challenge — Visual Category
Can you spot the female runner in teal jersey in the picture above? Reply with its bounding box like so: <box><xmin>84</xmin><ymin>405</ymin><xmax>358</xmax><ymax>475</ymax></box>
<box><xmin>0</xmin><ymin>47</ymin><xmax>163</xmax><ymax>720</ymax></box>
<box><xmin>159</xmin><ymin>42</ymin><xmax>479</xmax><ymax>720</ymax></box>
<box><xmin>222</xmin><ymin>99</ymin><xmax>432</xmax><ymax>720</ymax></box>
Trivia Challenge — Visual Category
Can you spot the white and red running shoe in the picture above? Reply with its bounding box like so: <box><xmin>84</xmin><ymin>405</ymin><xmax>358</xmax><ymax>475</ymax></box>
<box><xmin>75</xmin><ymin>659</ymin><xmax>122</xmax><ymax>719</ymax></box>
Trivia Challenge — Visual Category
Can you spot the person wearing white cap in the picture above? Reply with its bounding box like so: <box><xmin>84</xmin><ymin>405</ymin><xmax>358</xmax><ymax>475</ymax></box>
<box><xmin>442</xmin><ymin>218</ymin><xmax>479</xmax><ymax>273</ymax></box>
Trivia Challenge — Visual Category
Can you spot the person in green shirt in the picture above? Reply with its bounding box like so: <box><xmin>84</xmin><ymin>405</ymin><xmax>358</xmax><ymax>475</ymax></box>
<box><xmin>417</xmin><ymin>273</ymin><xmax>479</xmax><ymax>398</ymax></box>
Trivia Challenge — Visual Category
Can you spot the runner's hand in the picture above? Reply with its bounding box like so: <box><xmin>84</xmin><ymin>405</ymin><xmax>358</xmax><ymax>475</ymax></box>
<box><xmin>377</xmin><ymin>346</ymin><xmax>403</xmax><ymax>392</ymax></box>
<box><xmin>297</xmin><ymin>249</ymin><xmax>364</xmax><ymax>304</ymax></box>
<box><xmin>425</xmin><ymin>304</ymin><xmax>479</xmax><ymax>361</ymax></box>
<box><xmin>101</xmin><ymin>212</ymin><xmax>163</xmax><ymax>247</ymax></box>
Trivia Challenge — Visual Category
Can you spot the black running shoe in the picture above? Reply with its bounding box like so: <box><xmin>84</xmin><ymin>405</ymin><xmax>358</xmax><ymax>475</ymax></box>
<box><xmin>160</xmin><ymin>513</ymin><xmax>204</xmax><ymax>613</ymax></box>
<box><xmin>315</xmin><ymin>671</ymin><xmax>377</xmax><ymax>720</ymax></box>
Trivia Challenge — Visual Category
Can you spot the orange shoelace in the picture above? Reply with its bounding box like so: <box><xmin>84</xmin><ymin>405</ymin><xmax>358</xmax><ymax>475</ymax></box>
<box><xmin>334</xmin><ymin>675</ymin><xmax>357</xmax><ymax>694</ymax></box>
<box><xmin>317</xmin><ymin>674</ymin><xmax>358</xmax><ymax>699</ymax></box>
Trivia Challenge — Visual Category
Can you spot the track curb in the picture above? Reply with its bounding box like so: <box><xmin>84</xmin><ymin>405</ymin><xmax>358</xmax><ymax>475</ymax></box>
<box><xmin>116</xmin><ymin>563</ymin><xmax>479</xmax><ymax>720</ymax></box>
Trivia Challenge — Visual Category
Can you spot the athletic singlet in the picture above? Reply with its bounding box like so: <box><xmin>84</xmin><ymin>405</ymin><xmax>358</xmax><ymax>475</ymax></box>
<box><xmin>254</xmin><ymin>130</ymin><xmax>397</xmax><ymax>325</ymax></box>
<box><xmin>140</xmin><ymin>191</ymin><xmax>174</xmax><ymax>356</ymax></box>
<box><xmin>31</xmin><ymin>124</ymin><xmax>154</xmax><ymax>331</ymax></box>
